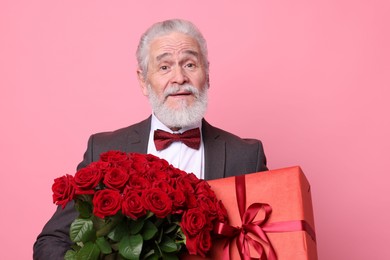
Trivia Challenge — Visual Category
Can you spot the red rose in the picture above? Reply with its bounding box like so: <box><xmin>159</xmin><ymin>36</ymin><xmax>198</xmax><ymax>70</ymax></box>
<box><xmin>100</xmin><ymin>150</ymin><xmax>128</xmax><ymax>165</ymax></box>
<box><xmin>174</xmin><ymin>177</ymin><xmax>197</xmax><ymax>209</ymax></box>
<box><xmin>122</xmin><ymin>190</ymin><xmax>146</xmax><ymax>220</ymax></box>
<box><xmin>181</xmin><ymin>208</ymin><xmax>209</xmax><ymax>237</ymax></box>
<box><xmin>152</xmin><ymin>180</ymin><xmax>173</xmax><ymax>194</ymax></box>
<box><xmin>175</xmin><ymin>176</ymin><xmax>195</xmax><ymax>194</ymax></box>
<box><xmin>126</xmin><ymin>174</ymin><xmax>151</xmax><ymax>191</ymax></box>
<box><xmin>169</xmin><ymin>189</ymin><xmax>186</xmax><ymax>214</ymax></box>
<box><xmin>196</xmin><ymin>230</ymin><xmax>212</xmax><ymax>256</ymax></box>
<box><xmin>164</xmin><ymin>165</ymin><xmax>183</xmax><ymax>179</ymax></box>
<box><xmin>195</xmin><ymin>181</ymin><xmax>215</xmax><ymax>198</ymax></box>
<box><xmin>149</xmin><ymin>158</ymin><xmax>169</xmax><ymax>169</ymax></box>
<box><xmin>74</xmin><ymin>167</ymin><xmax>102</xmax><ymax>194</ymax></box>
<box><xmin>185</xmin><ymin>230</ymin><xmax>212</xmax><ymax>257</ymax></box>
<box><xmin>142</xmin><ymin>188</ymin><xmax>172</xmax><ymax>219</ymax></box>
<box><xmin>182</xmin><ymin>173</ymin><xmax>201</xmax><ymax>186</ymax></box>
<box><xmin>184</xmin><ymin>191</ymin><xmax>198</xmax><ymax>209</ymax></box>
<box><xmin>145</xmin><ymin>168</ymin><xmax>170</xmax><ymax>182</ymax></box>
<box><xmin>114</xmin><ymin>158</ymin><xmax>134</xmax><ymax>169</ymax></box>
<box><xmin>197</xmin><ymin>195</ymin><xmax>217</xmax><ymax>218</ymax></box>
<box><xmin>145</xmin><ymin>153</ymin><xmax>168</xmax><ymax>164</ymax></box>
<box><xmin>93</xmin><ymin>189</ymin><xmax>122</xmax><ymax>218</ymax></box>
<box><xmin>52</xmin><ymin>174</ymin><xmax>75</xmax><ymax>209</ymax></box>
<box><xmin>215</xmin><ymin>200</ymin><xmax>228</xmax><ymax>223</ymax></box>
<box><xmin>103</xmin><ymin>167</ymin><xmax>129</xmax><ymax>191</ymax></box>
<box><xmin>88</xmin><ymin>161</ymin><xmax>110</xmax><ymax>171</ymax></box>
<box><xmin>130</xmin><ymin>154</ymin><xmax>149</xmax><ymax>174</ymax></box>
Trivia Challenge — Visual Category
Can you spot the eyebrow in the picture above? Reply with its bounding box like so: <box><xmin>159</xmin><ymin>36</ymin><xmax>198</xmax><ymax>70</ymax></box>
<box><xmin>156</xmin><ymin>53</ymin><xmax>172</xmax><ymax>61</ymax></box>
<box><xmin>183</xmin><ymin>50</ymin><xmax>199</xmax><ymax>58</ymax></box>
<box><xmin>156</xmin><ymin>50</ymin><xmax>200</xmax><ymax>61</ymax></box>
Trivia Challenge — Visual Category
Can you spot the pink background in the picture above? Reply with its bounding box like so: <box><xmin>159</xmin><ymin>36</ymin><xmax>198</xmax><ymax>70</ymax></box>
<box><xmin>1</xmin><ymin>1</ymin><xmax>389</xmax><ymax>259</ymax></box>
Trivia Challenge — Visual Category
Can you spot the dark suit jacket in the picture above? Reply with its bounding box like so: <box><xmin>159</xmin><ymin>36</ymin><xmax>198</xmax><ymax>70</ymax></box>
<box><xmin>33</xmin><ymin>117</ymin><xmax>267</xmax><ymax>259</ymax></box>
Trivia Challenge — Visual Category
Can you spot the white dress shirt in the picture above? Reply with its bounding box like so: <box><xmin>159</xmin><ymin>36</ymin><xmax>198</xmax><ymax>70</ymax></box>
<box><xmin>147</xmin><ymin>114</ymin><xmax>205</xmax><ymax>179</ymax></box>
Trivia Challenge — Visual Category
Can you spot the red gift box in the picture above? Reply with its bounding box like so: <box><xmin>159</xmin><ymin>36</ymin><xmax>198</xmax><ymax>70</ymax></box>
<box><xmin>183</xmin><ymin>166</ymin><xmax>317</xmax><ymax>260</ymax></box>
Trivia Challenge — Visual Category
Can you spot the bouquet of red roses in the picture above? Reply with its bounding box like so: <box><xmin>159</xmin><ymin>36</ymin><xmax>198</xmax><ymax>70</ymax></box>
<box><xmin>52</xmin><ymin>151</ymin><xmax>228</xmax><ymax>260</ymax></box>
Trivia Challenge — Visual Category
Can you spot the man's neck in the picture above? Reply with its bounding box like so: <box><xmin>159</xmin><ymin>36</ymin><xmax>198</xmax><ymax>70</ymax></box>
<box><xmin>169</xmin><ymin>127</ymin><xmax>181</xmax><ymax>131</ymax></box>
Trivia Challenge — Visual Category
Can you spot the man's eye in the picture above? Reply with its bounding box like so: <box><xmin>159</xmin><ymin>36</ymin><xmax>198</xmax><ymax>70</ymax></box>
<box><xmin>185</xmin><ymin>63</ymin><xmax>196</xmax><ymax>69</ymax></box>
<box><xmin>160</xmin><ymin>65</ymin><xmax>169</xmax><ymax>71</ymax></box>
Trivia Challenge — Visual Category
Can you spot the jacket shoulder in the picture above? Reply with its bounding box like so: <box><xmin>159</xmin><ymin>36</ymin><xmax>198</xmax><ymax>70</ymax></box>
<box><xmin>77</xmin><ymin>117</ymin><xmax>151</xmax><ymax>169</ymax></box>
<box><xmin>202</xmin><ymin>119</ymin><xmax>263</xmax><ymax>146</ymax></box>
<box><xmin>91</xmin><ymin>117</ymin><xmax>150</xmax><ymax>143</ymax></box>
<box><xmin>202</xmin><ymin>119</ymin><xmax>268</xmax><ymax>175</ymax></box>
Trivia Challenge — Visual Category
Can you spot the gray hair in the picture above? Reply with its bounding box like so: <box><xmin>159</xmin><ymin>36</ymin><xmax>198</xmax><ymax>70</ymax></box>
<box><xmin>136</xmin><ymin>19</ymin><xmax>209</xmax><ymax>78</ymax></box>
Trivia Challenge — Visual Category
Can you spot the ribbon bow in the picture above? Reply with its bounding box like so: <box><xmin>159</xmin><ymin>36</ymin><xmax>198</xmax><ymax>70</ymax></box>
<box><xmin>153</xmin><ymin>128</ymin><xmax>201</xmax><ymax>151</ymax></box>
<box><xmin>214</xmin><ymin>175</ymin><xmax>316</xmax><ymax>260</ymax></box>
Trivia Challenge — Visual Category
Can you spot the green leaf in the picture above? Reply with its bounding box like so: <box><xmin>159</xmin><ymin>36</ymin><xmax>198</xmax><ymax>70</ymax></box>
<box><xmin>70</xmin><ymin>243</ymin><xmax>82</xmax><ymax>251</ymax></box>
<box><xmin>143</xmin><ymin>249</ymin><xmax>157</xmax><ymax>260</ymax></box>
<box><xmin>95</xmin><ymin>214</ymin><xmax>123</xmax><ymax>237</ymax></box>
<box><xmin>75</xmin><ymin>241</ymin><xmax>100</xmax><ymax>260</ymax></box>
<box><xmin>70</xmin><ymin>218</ymin><xmax>95</xmax><ymax>243</ymax></box>
<box><xmin>145</xmin><ymin>211</ymin><xmax>154</xmax><ymax>219</ymax></box>
<box><xmin>156</xmin><ymin>227</ymin><xmax>164</xmax><ymax>244</ymax></box>
<box><xmin>129</xmin><ymin>218</ymin><xmax>145</xmax><ymax>235</ymax></box>
<box><xmin>75</xmin><ymin>200</ymin><xmax>93</xmax><ymax>218</ymax></box>
<box><xmin>64</xmin><ymin>250</ymin><xmax>77</xmax><ymax>260</ymax></box>
<box><xmin>103</xmin><ymin>253</ymin><xmax>126</xmax><ymax>260</ymax></box>
<box><xmin>142</xmin><ymin>221</ymin><xmax>158</xmax><ymax>240</ymax></box>
<box><xmin>119</xmin><ymin>234</ymin><xmax>143</xmax><ymax>260</ymax></box>
<box><xmin>92</xmin><ymin>216</ymin><xmax>107</xmax><ymax>236</ymax></box>
<box><xmin>95</xmin><ymin>236</ymin><xmax>112</xmax><ymax>254</ymax></box>
<box><xmin>145</xmin><ymin>253</ymin><xmax>159</xmax><ymax>260</ymax></box>
<box><xmin>77</xmin><ymin>194</ymin><xmax>93</xmax><ymax>202</ymax></box>
<box><xmin>159</xmin><ymin>236</ymin><xmax>178</xmax><ymax>253</ymax></box>
<box><xmin>108</xmin><ymin>221</ymin><xmax>129</xmax><ymax>242</ymax></box>
<box><xmin>163</xmin><ymin>223</ymin><xmax>179</xmax><ymax>235</ymax></box>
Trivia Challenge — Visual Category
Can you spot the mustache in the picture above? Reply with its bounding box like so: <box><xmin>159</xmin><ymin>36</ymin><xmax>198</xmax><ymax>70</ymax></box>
<box><xmin>163</xmin><ymin>84</ymin><xmax>200</xmax><ymax>98</ymax></box>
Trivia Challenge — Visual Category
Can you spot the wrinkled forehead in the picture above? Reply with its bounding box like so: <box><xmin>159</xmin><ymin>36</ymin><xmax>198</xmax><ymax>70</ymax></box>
<box><xmin>148</xmin><ymin>32</ymin><xmax>202</xmax><ymax>62</ymax></box>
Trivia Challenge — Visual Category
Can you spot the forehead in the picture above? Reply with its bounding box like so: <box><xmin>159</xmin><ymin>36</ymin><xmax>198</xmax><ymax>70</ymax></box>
<box><xmin>148</xmin><ymin>32</ymin><xmax>201</xmax><ymax>60</ymax></box>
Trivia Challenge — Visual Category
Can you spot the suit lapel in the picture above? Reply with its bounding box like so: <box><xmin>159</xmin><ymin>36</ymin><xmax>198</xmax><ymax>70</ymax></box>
<box><xmin>202</xmin><ymin>119</ymin><xmax>226</xmax><ymax>180</ymax></box>
<box><xmin>124</xmin><ymin>116</ymin><xmax>151</xmax><ymax>154</ymax></box>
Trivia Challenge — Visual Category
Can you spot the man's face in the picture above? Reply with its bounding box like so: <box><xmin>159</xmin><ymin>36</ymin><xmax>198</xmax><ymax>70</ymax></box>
<box><xmin>138</xmin><ymin>32</ymin><xmax>208</xmax><ymax>128</ymax></box>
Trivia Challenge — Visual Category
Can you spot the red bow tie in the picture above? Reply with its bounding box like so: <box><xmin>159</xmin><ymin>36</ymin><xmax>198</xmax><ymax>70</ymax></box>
<box><xmin>154</xmin><ymin>128</ymin><xmax>201</xmax><ymax>151</ymax></box>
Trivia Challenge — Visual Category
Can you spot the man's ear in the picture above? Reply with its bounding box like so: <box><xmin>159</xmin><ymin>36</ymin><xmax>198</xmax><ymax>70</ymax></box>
<box><xmin>137</xmin><ymin>69</ymin><xmax>149</xmax><ymax>96</ymax></box>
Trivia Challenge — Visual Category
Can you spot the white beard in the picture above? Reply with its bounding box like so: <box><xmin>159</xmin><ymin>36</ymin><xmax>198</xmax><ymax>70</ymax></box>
<box><xmin>147</xmin><ymin>83</ymin><xmax>208</xmax><ymax>129</ymax></box>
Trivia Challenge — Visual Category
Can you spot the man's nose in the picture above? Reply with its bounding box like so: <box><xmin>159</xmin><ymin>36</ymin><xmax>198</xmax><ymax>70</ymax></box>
<box><xmin>170</xmin><ymin>66</ymin><xmax>188</xmax><ymax>85</ymax></box>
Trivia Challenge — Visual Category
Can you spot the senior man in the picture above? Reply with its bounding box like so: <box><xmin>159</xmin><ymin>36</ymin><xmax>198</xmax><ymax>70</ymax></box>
<box><xmin>33</xmin><ymin>19</ymin><xmax>268</xmax><ymax>259</ymax></box>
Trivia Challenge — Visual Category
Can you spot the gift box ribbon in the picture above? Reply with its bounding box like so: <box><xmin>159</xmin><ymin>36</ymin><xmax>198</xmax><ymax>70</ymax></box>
<box><xmin>214</xmin><ymin>175</ymin><xmax>316</xmax><ymax>260</ymax></box>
